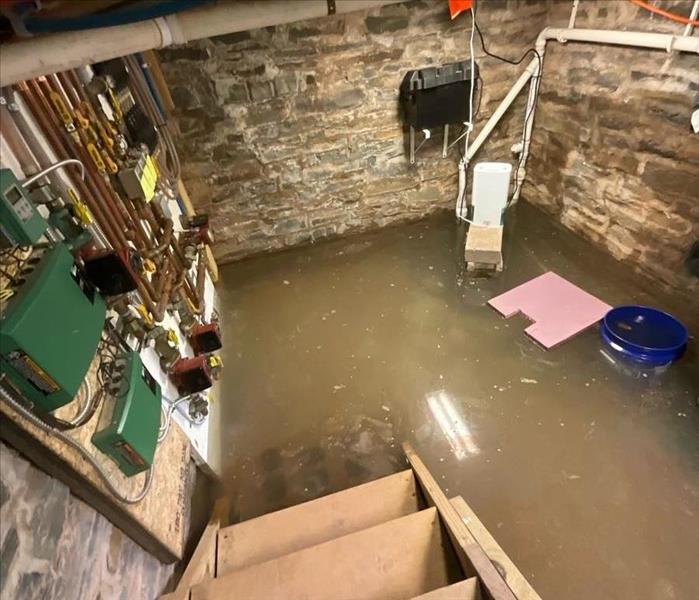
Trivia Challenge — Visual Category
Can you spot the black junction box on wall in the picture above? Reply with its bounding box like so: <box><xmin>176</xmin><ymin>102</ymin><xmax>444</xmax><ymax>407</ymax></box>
<box><xmin>400</xmin><ymin>61</ymin><xmax>479</xmax><ymax>130</ymax></box>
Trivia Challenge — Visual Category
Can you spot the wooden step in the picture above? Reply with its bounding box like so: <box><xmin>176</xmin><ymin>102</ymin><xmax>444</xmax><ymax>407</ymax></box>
<box><xmin>192</xmin><ymin>507</ymin><xmax>460</xmax><ymax>600</ymax></box>
<box><xmin>218</xmin><ymin>469</ymin><xmax>419</xmax><ymax>575</ymax></box>
<box><xmin>409</xmin><ymin>578</ymin><xmax>480</xmax><ymax>600</ymax></box>
<box><xmin>450</xmin><ymin>496</ymin><xmax>541</xmax><ymax>600</ymax></box>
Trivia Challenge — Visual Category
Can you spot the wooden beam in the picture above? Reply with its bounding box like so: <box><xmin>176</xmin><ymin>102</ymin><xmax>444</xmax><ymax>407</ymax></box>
<box><xmin>160</xmin><ymin>497</ymin><xmax>230</xmax><ymax>600</ymax></box>
<box><xmin>142</xmin><ymin>50</ymin><xmax>176</xmax><ymax>114</ymax></box>
<box><xmin>451</xmin><ymin>497</ymin><xmax>541</xmax><ymax>600</ymax></box>
<box><xmin>403</xmin><ymin>443</ymin><xmax>518</xmax><ymax>600</ymax></box>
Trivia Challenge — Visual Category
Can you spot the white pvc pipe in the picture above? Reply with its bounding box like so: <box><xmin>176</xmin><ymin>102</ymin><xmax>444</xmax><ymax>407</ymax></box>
<box><xmin>0</xmin><ymin>0</ymin><xmax>404</xmax><ymax>87</ymax></box>
<box><xmin>507</xmin><ymin>27</ymin><xmax>699</xmax><ymax>202</ymax></box>
<box><xmin>465</xmin><ymin>57</ymin><xmax>538</xmax><ymax>162</ymax></box>
<box><xmin>684</xmin><ymin>0</ymin><xmax>699</xmax><ymax>37</ymax></box>
<box><xmin>568</xmin><ymin>0</ymin><xmax>580</xmax><ymax>29</ymax></box>
<box><xmin>537</xmin><ymin>27</ymin><xmax>699</xmax><ymax>54</ymax></box>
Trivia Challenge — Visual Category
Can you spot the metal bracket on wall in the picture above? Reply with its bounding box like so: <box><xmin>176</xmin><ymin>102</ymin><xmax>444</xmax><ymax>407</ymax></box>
<box><xmin>327</xmin><ymin>0</ymin><xmax>336</xmax><ymax>15</ymax></box>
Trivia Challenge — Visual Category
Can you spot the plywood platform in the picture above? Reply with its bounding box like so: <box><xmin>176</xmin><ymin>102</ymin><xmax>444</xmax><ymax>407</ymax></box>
<box><xmin>0</xmin><ymin>355</ymin><xmax>191</xmax><ymax>563</ymax></box>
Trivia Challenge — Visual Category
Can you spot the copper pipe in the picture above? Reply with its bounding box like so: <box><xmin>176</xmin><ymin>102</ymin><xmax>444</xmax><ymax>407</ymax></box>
<box><xmin>151</xmin><ymin>268</ymin><xmax>174</xmax><ymax>322</ymax></box>
<box><xmin>40</xmin><ymin>77</ymin><xmax>147</xmax><ymax>248</ymax></box>
<box><xmin>143</xmin><ymin>218</ymin><xmax>173</xmax><ymax>259</ymax></box>
<box><xmin>16</xmin><ymin>82</ymin><xmax>127</xmax><ymax>252</ymax></box>
<box><xmin>151</xmin><ymin>200</ymin><xmax>186</xmax><ymax>266</ymax></box>
<box><xmin>59</xmin><ymin>70</ymin><xmax>197</xmax><ymax>315</ymax></box>
<box><xmin>20</xmin><ymin>79</ymin><xmax>164</xmax><ymax>313</ymax></box>
<box><xmin>0</xmin><ymin>103</ymin><xmax>40</xmax><ymax>175</ymax></box>
<box><xmin>195</xmin><ymin>247</ymin><xmax>206</xmax><ymax>309</ymax></box>
<box><xmin>154</xmin><ymin>265</ymin><xmax>170</xmax><ymax>298</ymax></box>
<box><xmin>41</xmin><ymin>76</ymin><xmax>149</xmax><ymax>252</ymax></box>
<box><xmin>178</xmin><ymin>248</ymin><xmax>206</xmax><ymax>317</ymax></box>
<box><xmin>27</xmin><ymin>79</ymin><xmax>132</xmax><ymax>248</ymax></box>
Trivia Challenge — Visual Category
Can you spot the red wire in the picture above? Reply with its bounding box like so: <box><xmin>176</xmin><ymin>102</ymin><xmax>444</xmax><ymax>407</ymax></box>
<box><xmin>630</xmin><ymin>0</ymin><xmax>699</xmax><ymax>25</ymax></box>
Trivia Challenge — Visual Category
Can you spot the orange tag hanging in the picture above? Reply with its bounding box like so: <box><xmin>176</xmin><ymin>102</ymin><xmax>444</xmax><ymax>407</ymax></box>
<box><xmin>449</xmin><ymin>0</ymin><xmax>474</xmax><ymax>19</ymax></box>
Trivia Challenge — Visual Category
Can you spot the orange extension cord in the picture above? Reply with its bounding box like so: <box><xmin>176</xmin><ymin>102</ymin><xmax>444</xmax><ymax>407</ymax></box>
<box><xmin>629</xmin><ymin>0</ymin><xmax>699</xmax><ymax>25</ymax></box>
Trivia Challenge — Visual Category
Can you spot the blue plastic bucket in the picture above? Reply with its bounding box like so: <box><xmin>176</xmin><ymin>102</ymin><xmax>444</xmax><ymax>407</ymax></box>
<box><xmin>600</xmin><ymin>305</ymin><xmax>688</xmax><ymax>366</ymax></box>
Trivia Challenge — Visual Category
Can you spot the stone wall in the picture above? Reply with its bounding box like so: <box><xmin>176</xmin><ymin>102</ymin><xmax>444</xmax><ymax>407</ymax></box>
<box><xmin>0</xmin><ymin>442</ymin><xmax>173</xmax><ymax>599</ymax></box>
<box><xmin>159</xmin><ymin>0</ymin><xmax>551</xmax><ymax>262</ymax></box>
<box><xmin>524</xmin><ymin>0</ymin><xmax>699</xmax><ymax>301</ymax></box>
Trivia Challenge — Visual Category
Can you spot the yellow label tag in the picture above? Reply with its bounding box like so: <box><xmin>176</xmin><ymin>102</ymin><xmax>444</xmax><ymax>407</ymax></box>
<box><xmin>87</xmin><ymin>143</ymin><xmax>106</xmax><ymax>172</ymax></box>
<box><xmin>49</xmin><ymin>91</ymin><xmax>74</xmax><ymax>131</ymax></box>
<box><xmin>141</xmin><ymin>258</ymin><xmax>156</xmax><ymax>274</ymax></box>
<box><xmin>140</xmin><ymin>155</ymin><xmax>158</xmax><ymax>202</ymax></box>
<box><xmin>72</xmin><ymin>199</ymin><xmax>93</xmax><ymax>225</ymax></box>
<box><xmin>74</xmin><ymin>108</ymin><xmax>89</xmax><ymax>130</ymax></box>
<box><xmin>136</xmin><ymin>303</ymin><xmax>154</xmax><ymax>327</ymax></box>
<box><xmin>107</xmin><ymin>88</ymin><xmax>123</xmax><ymax>122</ymax></box>
<box><xmin>102</xmin><ymin>152</ymin><xmax>118</xmax><ymax>174</ymax></box>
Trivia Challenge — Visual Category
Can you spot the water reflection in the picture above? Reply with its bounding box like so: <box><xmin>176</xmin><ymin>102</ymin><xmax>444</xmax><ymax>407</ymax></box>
<box><xmin>426</xmin><ymin>389</ymin><xmax>479</xmax><ymax>459</ymax></box>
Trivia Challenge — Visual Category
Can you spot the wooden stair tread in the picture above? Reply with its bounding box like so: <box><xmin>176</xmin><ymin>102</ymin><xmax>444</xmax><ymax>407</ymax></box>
<box><xmin>218</xmin><ymin>469</ymin><xmax>419</xmax><ymax>574</ymax></box>
<box><xmin>193</xmin><ymin>507</ymin><xmax>458</xmax><ymax>600</ymax></box>
<box><xmin>409</xmin><ymin>578</ymin><xmax>480</xmax><ymax>599</ymax></box>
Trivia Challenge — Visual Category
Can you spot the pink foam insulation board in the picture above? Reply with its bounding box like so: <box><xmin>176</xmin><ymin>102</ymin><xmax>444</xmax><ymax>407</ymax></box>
<box><xmin>488</xmin><ymin>271</ymin><xmax>612</xmax><ymax>349</ymax></box>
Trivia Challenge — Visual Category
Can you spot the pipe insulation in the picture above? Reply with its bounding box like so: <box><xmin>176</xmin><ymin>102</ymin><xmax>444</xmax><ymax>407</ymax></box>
<box><xmin>0</xmin><ymin>0</ymin><xmax>405</xmax><ymax>87</ymax></box>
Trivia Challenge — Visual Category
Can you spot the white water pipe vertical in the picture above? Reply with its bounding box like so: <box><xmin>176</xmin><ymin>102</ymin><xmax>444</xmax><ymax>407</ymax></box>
<box><xmin>684</xmin><ymin>0</ymin><xmax>699</xmax><ymax>36</ymax></box>
<box><xmin>568</xmin><ymin>0</ymin><xmax>580</xmax><ymax>29</ymax></box>
<box><xmin>508</xmin><ymin>27</ymin><xmax>699</xmax><ymax>204</ymax></box>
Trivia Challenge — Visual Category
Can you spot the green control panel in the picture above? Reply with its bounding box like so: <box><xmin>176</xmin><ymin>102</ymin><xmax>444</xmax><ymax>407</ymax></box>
<box><xmin>0</xmin><ymin>243</ymin><xmax>106</xmax><ymax>411</ymax></box>
<box><xmin>0</xmin><ymin>168</ymin><xmax>48</xmax><ymax>247</ymax></box>
<box><xmin>91</xmin><ymin>351</ymin><xmax>161</xmax><ymax>477</ymax></box>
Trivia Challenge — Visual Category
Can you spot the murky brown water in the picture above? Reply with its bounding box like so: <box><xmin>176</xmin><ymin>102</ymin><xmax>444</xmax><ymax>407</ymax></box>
<box><xmin>216</xmin><ymin>202</ymin><xmax>698</xmax><ymax>600</ymax></box>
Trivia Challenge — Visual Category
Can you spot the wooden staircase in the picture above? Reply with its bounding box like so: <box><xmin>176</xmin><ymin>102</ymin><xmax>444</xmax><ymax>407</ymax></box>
<box><xmin>161</xmin><ymin>444</ymin><xmax>541</xmax><ymax>600</ymax></box>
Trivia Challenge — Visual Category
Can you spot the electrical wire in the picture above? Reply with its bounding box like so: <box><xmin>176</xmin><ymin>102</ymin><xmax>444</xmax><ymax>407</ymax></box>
<box><xmin>0</xmin><ymin>378</ymin><xmax>153</xmax><ymax>504</ymax></box>
<box><xmin>456</xmin><ymin>7</ymin><xmax>478</xmax><ymax>220</ymax></box>
<box><xmin>472</xmin><ymin>7</ymin><xmax>542</xmax><ymax>205</ymax></box>
<box><xmin>20</xmin><ymin>158</ymin><xmax>85</xmax><ymax>188</ymax></box>
<box><xmin>158</xmin><ymin>394</ymin><xmax>207</xmax><ymax>442</ymax></box>
<box><xmin>158</xmin><ymin>397</ymin><xmax>188</xmax><ymax>442</ymax></box>
<box><xmin>447</xmin><ymin>74</ymin><xmax>483</xmax><ymax>154</ymax></box>
<box><xmin>510</xmin><ymin>64</ymin><xmax>542</xmax><ymax>204</ymax></box>
<box><xmin>629</xmin><ymin>0</ymin><xmax>699</xmax><ymax>25</ymax></box>
<box><xmin>474</xmin><ymin>19</ymin><xmax>538</xmax><ymax>66</ymax></box>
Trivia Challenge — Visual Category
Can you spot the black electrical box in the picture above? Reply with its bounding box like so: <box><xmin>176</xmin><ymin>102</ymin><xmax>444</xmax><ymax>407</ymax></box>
<box><xmin>83</xmin><ymin>248</ymin><xmax>139</xmax><ymax>296</ymax></box>
<box><xmin>400</xmin><ymin>61</ymin><xmax>479</xmax><ymax>130</ymax></box>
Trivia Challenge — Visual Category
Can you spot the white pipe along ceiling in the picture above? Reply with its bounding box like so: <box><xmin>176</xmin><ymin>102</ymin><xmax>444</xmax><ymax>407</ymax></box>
<box><xmin>0</xmin><ymin>0</ymin><xmax>405</xmax><ymax>87</ymax></box>
<box><xmin>461</xmin><ymin>27</ymin><xmax>699</xmax><ymax>206</ymax></box>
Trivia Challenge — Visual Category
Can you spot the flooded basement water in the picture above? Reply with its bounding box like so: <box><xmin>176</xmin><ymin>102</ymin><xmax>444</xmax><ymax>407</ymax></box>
<box><xmin>216</xmin><ymin>201</ymin><xmax>698</xmax><ymax>600</ymax></box>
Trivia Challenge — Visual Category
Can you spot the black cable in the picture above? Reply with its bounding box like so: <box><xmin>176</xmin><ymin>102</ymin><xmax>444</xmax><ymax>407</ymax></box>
<box><xmin>473</xmin><ymin>10</ymin><xmax>542</xmax><ymax>204</ymax></box>
<box><xmin>511</xmin><ymin>70</ymin><xmax>542</xmax><ymax>202</ymax></box>
<box><xmin>474</xmin><ymin>20</ymin><xmax>537</xmax><ymax>66</ymax></box>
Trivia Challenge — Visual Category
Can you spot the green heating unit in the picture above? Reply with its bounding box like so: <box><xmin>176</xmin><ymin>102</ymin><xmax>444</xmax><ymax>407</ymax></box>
<box><xmin>91</xmin><ymin>351</ymin><xmax>161</xmax><ymax>477</ymax></box>
<box><xmin>0</xmin><ymin>243</ymin><xmax>106</xmax><ymax>412</ymax></box>
<box><xmin>0</xmin><ymin>168</ymin><xmax>48</xmax><ymax>247</ymax></box>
